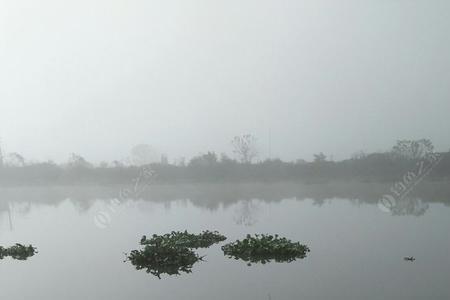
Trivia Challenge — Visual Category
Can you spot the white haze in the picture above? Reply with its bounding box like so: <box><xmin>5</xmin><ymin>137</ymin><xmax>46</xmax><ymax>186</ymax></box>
<box><xmin>0</xmin><ymin>0</ymin><xmax>449</xmax><ymax>163</ymax></box>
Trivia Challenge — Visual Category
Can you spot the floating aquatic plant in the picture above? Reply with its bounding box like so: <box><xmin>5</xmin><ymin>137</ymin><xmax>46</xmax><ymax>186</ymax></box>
<box><xmin>140</xmin><ymin>230</ymin><xmax>227</xmax><ymax>249</ymax></box>
<box><xmin>0</xmin><ymin>244</ymin><xmax>37</xmax><ymax>260</ymax></box>
<box><xmin>222</xmin><ymin>234</ymin><xmax>310</xmax><ymax>265</ymax></box>
<box><xmin>127</xmin><ymin>243</ymin><xmax>202</xmax><ymax>278</ymax></box>
<box><xmin>128</xmin><ymin>230</ymin><xmax>226</xmax><ymax>278</ymax></box>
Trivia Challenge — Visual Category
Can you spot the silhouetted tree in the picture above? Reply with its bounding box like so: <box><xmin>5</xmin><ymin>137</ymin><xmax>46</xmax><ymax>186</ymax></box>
<box><xmin>313</xmin><ymin>152</ymin><xmax>327</xmax><ymax>163</ymax></box>
<box><xmin>231</xmin><ymin>134</ymin><xmax>258</xmax><ymax>163</ymax></box>
<box><xmin>189</xmin><ymin>152</ymin><xmax>218</xmax><ymax>167</ymax></box>
<box><xmin>67</xmin><ymin>153</ymin><xmax>92</xmax><ymax>168</ymax></box>
<box><xmin>130</xmin><ymin>144</ymin><xmax>158</xmax><ymax>166</ymax></box>
<box><xmin>391</xmin><ymin>139</ymin><xmax>434</xmax><ymax>160</ymax></box>
<box><xmin>7</xmin><ymin>152</ymin><xmax>25</xmax><ymax>166</ymax></box>
<box><xmin>351</xmin><ymin>151</ymin><xmax>367</xmax><ymax>160</ymax></box>
<box><xmin>161</xmin><ymin>154</ymin><xmax>169</xmax><ymax>165</ymax></box>
<box><xmin>112</xmin><ymin>160</ymin><xmax>124</xmax><ymax>168</ymax></box>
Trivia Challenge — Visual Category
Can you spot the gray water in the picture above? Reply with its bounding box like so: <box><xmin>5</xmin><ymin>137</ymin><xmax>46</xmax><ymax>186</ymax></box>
<box><xmin>0</xmin><ymin>184</ymin><xmax>449</xmax><ymax>300</ymax></box>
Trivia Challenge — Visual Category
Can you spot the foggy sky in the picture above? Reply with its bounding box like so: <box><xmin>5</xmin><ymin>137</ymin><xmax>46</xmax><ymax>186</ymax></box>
<box><xmin>1</xmin><ymin>0</ymin><xmax>449</xmax><ymax>163</ymax></box>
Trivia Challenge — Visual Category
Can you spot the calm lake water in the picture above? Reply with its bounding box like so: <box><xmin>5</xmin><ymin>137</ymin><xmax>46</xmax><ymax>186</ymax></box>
<box><xmin>0</xmin><ymin>183</ymin><xmax>449</xmax><ymax>300</ymax></box>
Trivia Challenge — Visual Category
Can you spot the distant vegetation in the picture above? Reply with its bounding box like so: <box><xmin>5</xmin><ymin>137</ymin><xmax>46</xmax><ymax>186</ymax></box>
<box><xmin>0</xmin><ymin>138</ymin><xmax>449</xmax><ymax>185</ymax></box>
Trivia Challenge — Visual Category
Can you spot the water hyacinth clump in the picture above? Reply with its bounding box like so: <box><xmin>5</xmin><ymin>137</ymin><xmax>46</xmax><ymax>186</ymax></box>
<box><xmin>127</xmin><ymin>244</ymin><xmax>202</xmax><ymax>278</ymax></box>
<box><xmin>222</xmin><ymin>234</ymin><xmax>310</xmax><ymax>265</ymax></box>
<box><xmin>128</xmin><ymin>230</ymin><xmax>226</xmax><ymax>278</ymax></box>
<box><xmin>0</xmin><ymin>244</ymin><xmax>37</xmax><ymax>260</ymax></box>
<box><xmin>140</xmin><ymin>230</ymin><xmax>227</xmax><ymax>249</ymax></box>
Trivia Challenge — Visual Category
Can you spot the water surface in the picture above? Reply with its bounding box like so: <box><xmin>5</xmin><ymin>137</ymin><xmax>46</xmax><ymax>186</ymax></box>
<box><xmin>0</xmin><ymin>184</ymin><xmax>449</xmax><ymax>300</ymax></box>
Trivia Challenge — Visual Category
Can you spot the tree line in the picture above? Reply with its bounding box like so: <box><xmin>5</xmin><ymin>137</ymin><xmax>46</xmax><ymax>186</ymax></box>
<box><xmin>0</xmin><ymin>137</ymin><xmax>449</xmax><ymax>185</ymax></box>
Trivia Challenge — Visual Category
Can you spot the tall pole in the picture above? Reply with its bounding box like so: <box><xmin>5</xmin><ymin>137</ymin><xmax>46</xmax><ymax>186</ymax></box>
<box><xmin>0</xmin><ymin>138</ymin><xmax>3</xmax><ymax>167</ymax></box>
<box><xmin>8</xmin><ymin>202</ymin><xmax>13</xmax><ymax>231</ymax></box>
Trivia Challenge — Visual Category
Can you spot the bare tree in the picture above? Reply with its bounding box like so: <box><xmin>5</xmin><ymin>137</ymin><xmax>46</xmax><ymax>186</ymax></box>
<box><xmin>313</xmin><ymin>152</ymin><xmax>327</xmax><ymax>163</ymax></box>
<box><xmin>231</xmin><ymin>134</ymin><xmax>258</xmax><ymax>163</ymax></box>
<box><xmin>391</xmin><ymin>139</ymin><xmax>434</xmax><ymax>160</ymax></box>
<box><xmin>130</xmin><ymin>144</ymin><xmax>158</xmax><ymax>166</ymax></box>
<box><xmin>67</xmin><ymin>153</ymin><xmax>93</xmax><ymax>168</ymax></box>
<box><xmin>7</xmin><ymin>152</ymin><xmax>25</xmax><ymax>166</ymax></box>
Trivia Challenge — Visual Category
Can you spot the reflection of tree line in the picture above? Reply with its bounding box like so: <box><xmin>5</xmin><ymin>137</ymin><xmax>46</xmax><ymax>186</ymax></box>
<box><xmin>234</xmin><ymin>200</ymin><xmax>261</xmax><ymax>226</ymax></box>
<box><xmin>0</xmin><ymin>181</ymin><xmax>448</xmax><ymax>218</ymax></box>
<box><xmin>388</xmin><ymin>197</ymin><xmax>429</xmax><ymax>216</ymax></box>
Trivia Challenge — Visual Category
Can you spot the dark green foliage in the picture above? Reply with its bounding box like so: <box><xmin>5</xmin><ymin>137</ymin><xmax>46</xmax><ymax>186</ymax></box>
<box><xmin>222</xmin><ymin>234</ymin><xmax>310</xmax><ymax>265</ymax></box>
<box><xmin>0</xmin><ymin>244</ymin><xmax>37</xmax><ymax>260</ymax></box>
<box><xmin>128</xmin><ymin>231</ymin><xmax>226</xmax><ymax>278</ymax></box>
<box><xmin>127</xmin><ymin>244</ymin><xmax>201</xmax><ymax>278</ymax></box>
<box><xmin>140</xmin><ymin>230</ymin><xmax>227</xmax><ymax>249</ymax></box>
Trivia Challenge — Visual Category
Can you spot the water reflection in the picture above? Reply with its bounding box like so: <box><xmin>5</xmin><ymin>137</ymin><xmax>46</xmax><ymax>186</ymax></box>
<box><xmin>0</xmin><ymin>184</ymin><xmax>448</xmax><ymax>300</ymax></box>
<box><xmin>233</xmin><ymin>199</ymin><xmax>261</xmax><ymax>226</ymax></box>
<box><xmin>389</xmin><ymin>197</ymin><xmax>429</xmax><ymax>216</ymax></box>
<box><xmin>0</xmin><ymin>181</ymin><xmax>448</xmax><ymax>219</ymax></box>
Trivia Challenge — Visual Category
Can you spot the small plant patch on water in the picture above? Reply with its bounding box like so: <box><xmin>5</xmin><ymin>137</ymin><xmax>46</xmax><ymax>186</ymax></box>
<box><xmin>0</xmin><ymin>244</ymin><xmax>37</xmax><ymax>260</ymax></box>
<box><xmin>127</xmin><ymin>244</ymin><xmax>201</xmax><ymax>278</ymax></box>
<box><xmin>222</xmin><ymin>234</ymin><xmax>310</xmax><ymax>265</ymax></box>
<box><xmin>127</xmin><ymin>230</ymin><xmax>226</xmax><ymax>278</ymax></box>
<box><xmin>140</xmin><ymin>230</ymin><xmax>227</xmax><ymax>249</ymax></box>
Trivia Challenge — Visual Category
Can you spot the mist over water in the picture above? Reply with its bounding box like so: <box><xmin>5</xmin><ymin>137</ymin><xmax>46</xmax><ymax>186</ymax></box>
<box><xmin>1</xmin><ymin>1</ymin><xmax>449</xmax><ymax>299</ymax></box>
